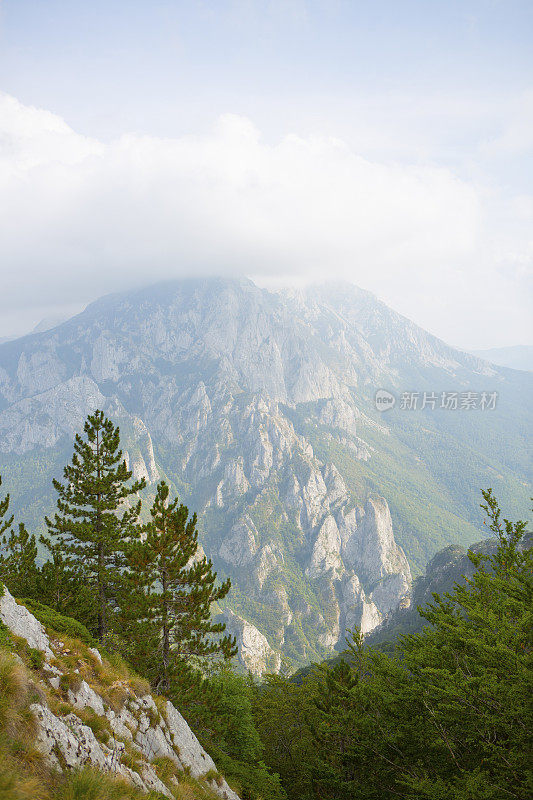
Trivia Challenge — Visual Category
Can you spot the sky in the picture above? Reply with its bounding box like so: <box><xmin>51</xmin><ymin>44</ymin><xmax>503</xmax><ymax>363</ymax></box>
<box><xmin>0</xmin><ymin>0</ymin><xmax>532</xmax><ymax>348</ymax></box>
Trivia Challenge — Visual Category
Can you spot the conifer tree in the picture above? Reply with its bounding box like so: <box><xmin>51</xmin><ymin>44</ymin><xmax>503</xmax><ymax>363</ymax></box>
<box><xmin>305</xmin><ymin>490</ymin><xmax>532</xmax><ymax>800</ymax></box>
<box><xmin>0</xmin><ymin>475</ymin><xmax>14</xmax><ymax>538</ymax></box>
<box><xmin>46</xmin><ymin>410</ymin><xmax>146</xmax><ymax>642</ymax></box>
<box><xmin>0</xmin><ymin>474</ymin><xmax>39</xmax><ymax>597</ymax></box>
<box><xmin>0</xmin><ymin>522</ymin><xmax>40</xmax><ymax>598</ymax></box>
<box><xmin>36</xmin><ymin>534</ymin><xmax>96</xmax><ymax>626</ymax></box>
<box><xmin>125</xmin><ymin>480</ymin><xmax>236</xmax><ymax>692</ymax></box>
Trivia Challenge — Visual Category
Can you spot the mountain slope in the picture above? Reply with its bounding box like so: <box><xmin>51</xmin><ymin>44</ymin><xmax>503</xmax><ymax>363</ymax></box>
<box><xmin>0</xmin><ymin>583</ymin><xmax>241</xmax><ymax>799</ymax></box>
<box><xmin>0</xmin><ymin>278</ymin><xmax>530</xmax><ymax>670</ymax></box>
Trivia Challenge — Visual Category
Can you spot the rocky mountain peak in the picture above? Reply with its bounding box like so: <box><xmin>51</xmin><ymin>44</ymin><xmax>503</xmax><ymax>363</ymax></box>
<box><xmin>0</xmin><ymin>276</ymin><xmax>530</xmax><ymax>671</ymax></box>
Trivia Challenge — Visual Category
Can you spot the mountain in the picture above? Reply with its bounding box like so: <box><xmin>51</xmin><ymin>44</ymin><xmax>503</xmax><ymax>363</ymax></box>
<box><xmin>0</xmin><ymin>583</ymin><xmax>241</xmax><ymax>799</ymax></box>
<box><xmin>364</xmin><ymin>533</ymin><xmax>533</xmax><ymax>647</ymax></box>
<box><xmin>471</xmin><ymin>345</ymin><xmax>533</xmax><ymax>372</ymax></box>
<box><xmin>292</xmin><ymin>527</ymin><xmax>532</xmax><ymax>684</ymax></box>
<box><xmin>0</xmin><ymin>278</ymin><xmax>530</xmax><ymax>670</ymax></box>
<box><xmin>32</xmin><ymin>314</ymin><xmax>71</xmax><ymax>334</ymax></box>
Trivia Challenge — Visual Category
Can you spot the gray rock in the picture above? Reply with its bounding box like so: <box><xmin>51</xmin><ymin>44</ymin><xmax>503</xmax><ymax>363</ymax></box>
<box><xmin>68</xmin><ymin>680</ymin><xmax>106</xmax><ymax>716</ymax></box>
<box><xmin>88</xmin><ymin>647</ymin><xmax>102</xmax><ymax>664</ymax></box>
<box><xmin>219</xmin><ymin>517</ymin><xmax>258</xmax><ymax>567</ymax></box>
<box><xmin>0</xmin><ymin>585</ymin><xmax>53</xmax><ymax>659</ymax></box>
<box><xmin>164</xmin><ymin>701</ymin><xmax>216</xmax><ymax>776</ymax></box>
<box><xmin>135</xmin><ymin>724</ymin><xmax>178</xmax><ymax>763</ymax></box>
<box><xmin>218</xmin><ymin>610</ymin><xmax>281</xmax><ymax>675</ymax></box>
<box><xmin>164</xmin><ymin>701</ymin><xmax>240</xmax><ymax>799</ymax></box>
<box><xmin>307</xmin><ymin>515</ymin><xmax>343</xmax><ymax>578</ymax></box>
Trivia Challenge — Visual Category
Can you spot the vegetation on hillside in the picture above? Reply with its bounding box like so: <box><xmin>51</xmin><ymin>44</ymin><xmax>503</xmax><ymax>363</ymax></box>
<box><xmin>0</xmin><ymin>588</ymin><xmax>235</xmax><ymax>800</ymax></box>
<box><xmin>0</xmin><ymin>411</ymin><xmax>285</xmax><ymax>800</ymax></box>
<box><xmin>0</xmin><ymin>408</ymin><xmax>530</xmax><ymax>799</ymax></box>
<box><xmin>253</xmin><ymin>489</ymin><xmax>532</xmax><ymax>799</ymax></box>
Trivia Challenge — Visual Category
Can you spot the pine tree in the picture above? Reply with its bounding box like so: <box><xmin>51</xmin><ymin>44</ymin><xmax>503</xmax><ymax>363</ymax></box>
<box><xmin>0</xmin><ymin>522</ymin><xmax>39</xmax><ymax>598</ymax></box>
<box><xmin>36</xmin><ymin>534</ymin><xmax>96</xmax><ymax>627</ymax></box>
<box><xmin>125</xmin><ymin>480</ymin><xmax>236</xmax><ymax>692</ymax></box>
<box><xmin>0</xmin><ymin>474</ymin><xmax>39</xmax><ymax>597</ymax></box>
<box><xmin>45</xmin><ymin>410</ymin><xmax>146</xmax><ymax>642</ymax></box>
<box><xmin>0</xmin><ymin>475</ymin><xmax>14</xmax><ymax>538</ymax></box>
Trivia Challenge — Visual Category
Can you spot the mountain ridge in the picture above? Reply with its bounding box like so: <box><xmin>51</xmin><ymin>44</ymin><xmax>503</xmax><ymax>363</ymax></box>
<box><xmin>0</xmin><ymin>277</ymin><xmax>530</xmax><ymax>670</ymax></box>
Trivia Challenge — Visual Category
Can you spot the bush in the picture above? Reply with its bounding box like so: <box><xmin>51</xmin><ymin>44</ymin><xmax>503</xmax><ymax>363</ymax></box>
<box><xmin>27</xmin><ymin>647</ymin><xmax>45</xmax><ymax>670</ymax></box>
<box><xmin>16</xmin><ymin>598</ymin><xmax>96</xmax><ymax>646</ymax></box>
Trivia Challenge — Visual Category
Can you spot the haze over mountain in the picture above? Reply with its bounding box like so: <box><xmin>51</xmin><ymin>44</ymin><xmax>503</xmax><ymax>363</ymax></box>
<box><xmin>0</xmin><ymin>278</ymin><xmax>530</xmax><ymax>671</ymax></box>
<box><xmin>471</xmin><ymin>345</ymin><xmax>533</xmax><ymax>373</ymax></box>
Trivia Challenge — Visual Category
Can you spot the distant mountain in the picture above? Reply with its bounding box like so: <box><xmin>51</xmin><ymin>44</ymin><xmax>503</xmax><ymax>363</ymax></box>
<box><xmin>471</xmin><ymin>345</ymin><xmax>533</xmax><ymax>372</ymax></box>
<box><xmin>293</xmin><ymin>528</ymin><xmax>532</xmax><ymax>681</ymax></box>
<box><xmin>0</xmin><ymin>278</ymin><xmax>530</xmax><ymax>671</ymax></box>
<box><xmin>365</xmin><ymin>536</ymin><xmax>498</xmax><ymax>647</ymax></box>
<box><xmin>32</xmin><ymin>315</ymin><xmax>70</xmax><ymax>335</ymax></box>
<box><xmin>0</xmin><ymin>315</ymin><xmax>70</xmax><ymax>346</ymax></box>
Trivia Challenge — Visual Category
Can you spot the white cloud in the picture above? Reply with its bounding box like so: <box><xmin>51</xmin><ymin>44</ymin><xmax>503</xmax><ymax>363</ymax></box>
<box><xmin>0</xmin><ymin>92</ymin><xmax>530</xmax><ymax>347</ymax></box>
<box><xmin>481</xmin><ymin>90</ymin><xmax>533</xmax><ymax>155</ymax></box>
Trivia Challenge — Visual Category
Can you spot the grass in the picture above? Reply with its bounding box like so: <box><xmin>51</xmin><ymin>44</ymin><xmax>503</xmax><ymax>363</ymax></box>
<box><xmin>104</xmin><ymin>683</ymin><xmax>130</xmax><ymax>713</ymax></box>
<box><xmin>170</xmin><ymin>772</ymin><xmax>224</xmax><ymax>800</ymax></box>
<box><xmin>55</xmin><ymin>768</ymin><xmax>167</xmax><ymax>800</ymax></box>
<box><xmin>0</xmin><ymin>595</ymin><xmax>225</xmax><ymax>800</ymax></box>
<box><xmin>203</xmin><ymin>768</ymin><xmax>224</xmax><ymax>787</ymax></box>
<box><xmin>59</xmin><ymin>671</ymin><xmax>83</xmax><ymax>693</ymax></box>
<box><xmin>0</xmin><ymin>645</ymin><xmax>183</xmax><ymax>800</ymax></box>
<box><xmin>75</xmin><ymin>707</ymin><xmax>113</xmax><ymax>744</ymax></box>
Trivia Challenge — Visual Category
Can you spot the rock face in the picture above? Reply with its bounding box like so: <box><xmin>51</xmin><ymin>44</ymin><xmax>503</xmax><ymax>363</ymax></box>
<box><xmin>0</xmin><ymin>277</ymin><xmax>528</xmax><ymax>670</ymax></box>
<box><xmin>364</xmin><ymin>532</ymin><xmax>533</xmax><ymax>648</ymax></box>
<box><xmin>0</xmin><ymin>586</ymin><xmax>240</xmax><ymax>800</ymax></box>
<box><xmin>218</xmin><ymin>610</ymin><xmax>282</xmax><ymax>675</ymax></box>
<box><xmin>0</xmin><ymin>585</ymin><xmax>54</xmax><ymax>658</ymax></box>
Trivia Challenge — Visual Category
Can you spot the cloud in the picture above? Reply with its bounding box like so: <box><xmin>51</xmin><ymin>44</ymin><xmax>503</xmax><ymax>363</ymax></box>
<box><xmin>0</xmin><ymin>92</ymin><xmax>530</xmax><ymax>347</ymax></box>
<box><xmin>481</xmin><ymin>90</ymin><xmax>533</xmax><ymax>155</ymax></box>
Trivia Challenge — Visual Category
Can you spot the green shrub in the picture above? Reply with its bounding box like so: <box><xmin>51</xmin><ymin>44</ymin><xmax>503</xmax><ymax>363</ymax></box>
<box><xmin>27</xmin><ymin>647</ymin><xmax>44</xmax><ymax>670</ymax></box>
<box><xmin>0</xmin><ymin>619</ymin><xmax>13</xmax><ymax>649</ymax></box>
<box><xmin>16</xmin><ymin>598</ymin><xmax>96</xmax><ymax>645</ymax></box>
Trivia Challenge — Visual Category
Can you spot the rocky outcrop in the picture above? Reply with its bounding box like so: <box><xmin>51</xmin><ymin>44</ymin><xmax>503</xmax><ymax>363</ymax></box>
<box><xmin>0</xmin><ymin>585</ymin><xmax>54</xmax><ymax>658</ymax></box>
<box><xmin>364</xmin><ymin>535</ymin><xmax>533</xmax><ymax>648</ymax></box>
<box><xmin>219</xmin><ymin>517</ymin><xmax>259</xmax><ymax>567</ymax></box>
<box><xmin>218</xmin><ymin>610</ymin><xmax>281</xmax><ymax>675</ymax></box>
<box><xmin>0</xmin><ymin>586</ymin><xmax>240</xmax><ymax>800</ymax></box>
